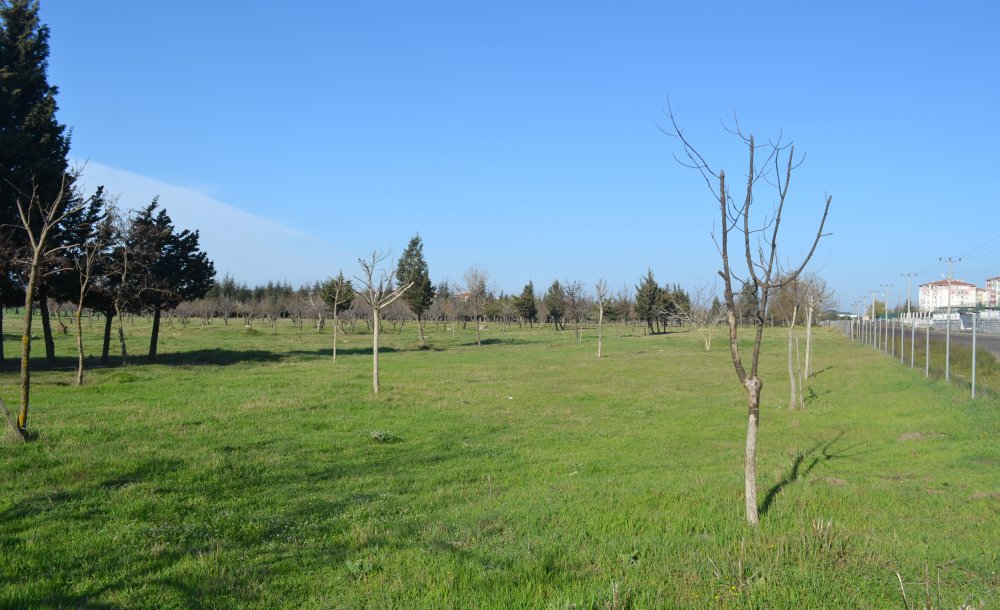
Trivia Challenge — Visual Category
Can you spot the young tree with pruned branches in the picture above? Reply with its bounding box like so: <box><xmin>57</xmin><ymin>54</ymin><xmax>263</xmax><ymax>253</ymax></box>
<box><xmin>665</xmin><ymin>104</ymin><xmax>831</xmax><ymax>525</ymax></box>
<box><xmin>320</xmin><ymin>271</ymin><xmax>354</xmax><ymax>361</ymax></box>
<box><xmin>356</xmin><ymin>251</ymin><xmax>411</xmax><ymax>393</ymax></box>
<box><xmin>673</xmin><ymin>282</ymin><xmax>727</xmax><ymax>351</ymax></box>
<box><xmin>463</xmin><ymin>265</ymin><xmax>489</xmax><ymax>346</ymax></box>
<box><xmin>595</xmin><ymin>279</ymin><xmax>609</xmax><ymax>358</ymax></box>
<box><xmin>70</xmin><ymin>187</ymin><xmax>114</xmax><ymax>386</ymax></box>
<box><xmin>6</xmin><ymin>175</ymin><xmax>80</xmax><ymax>439</ymax></box>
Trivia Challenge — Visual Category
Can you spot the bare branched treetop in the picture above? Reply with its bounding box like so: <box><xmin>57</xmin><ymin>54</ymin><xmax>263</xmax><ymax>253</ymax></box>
<box><xmin>663</xmin><ymin>100</ymin><xmax>832</xmax><ymax>527</ymax></box>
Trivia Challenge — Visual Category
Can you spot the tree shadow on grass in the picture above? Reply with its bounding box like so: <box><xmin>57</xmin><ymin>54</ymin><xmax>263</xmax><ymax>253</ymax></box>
<box><xmin>759</xmin><ymin>431</ymin><xmax>852</xmax><ymax>517</ymax></box>
<box><xmin>0</xmin><ymin>436</ymin><xmax>451</xmax><ymax>607</ymax></box>
<box><xmin>285</xmin><ymin>346</ymin><xmax>401</xmax><ymax>358</ymax></box>
<box><xmin>804</xmin><ymin>386</ymin><xmax>832</xmax><ymax>407</ymax></box>
<box><xmin>153</xmin><ymin>349</ymin><xmax>285</xmax><ymax>367</ymax></box>
<box><xmin>455</xmin><ymin>338</ymin><xmax>527</xmax><ymax>347</ymax></box>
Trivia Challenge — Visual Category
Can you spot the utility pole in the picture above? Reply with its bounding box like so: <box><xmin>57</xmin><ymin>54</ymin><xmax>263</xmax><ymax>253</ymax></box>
<box><xmin>901</xmin><ymin>273</ymin><xmax>916</xmax><ymax>316</ymax></box>
<box><xmin>870</xmin><ymin>290</ymin><xmax>879</xmax><ymax>349</ymax></box>
<box><xmin>941</xmin><ymin>257</ymin><xmax>961</xmax><ymax>382</ymax></box>
<box><xmin>881</xmin><ymin>283</ymin><xmax>893</xmax><ymax>352</ymax></box>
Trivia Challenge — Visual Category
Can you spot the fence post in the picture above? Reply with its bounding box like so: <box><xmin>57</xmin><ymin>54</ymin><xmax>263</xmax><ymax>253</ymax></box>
<box><xmin>910</xmin><ymin>314</ymin><xmax>915</xmax><ymax>369</ymax></box>
<box><xmin>972</xmin><ymin>313</ymin><xmax>977</xmax><ymax>399</ymax></box>
<box><xmin>945</xmin><ymin>310</ymin><xmax>951</xmax><ymax>382</ymax></box>
<box><xmin>925</xmin><ymin>319</ymin><xmax>930</xmax><ymax>378</ymax></box>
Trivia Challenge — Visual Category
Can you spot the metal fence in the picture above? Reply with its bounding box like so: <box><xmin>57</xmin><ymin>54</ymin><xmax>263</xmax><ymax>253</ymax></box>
<box><xmin>830</xmin><ymin>309</ymin><xmax>999</xmax><ymax>399</ymax></box>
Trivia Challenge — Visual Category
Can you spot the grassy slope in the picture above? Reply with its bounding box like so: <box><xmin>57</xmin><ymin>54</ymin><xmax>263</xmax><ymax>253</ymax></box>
<box><xmin>0</xmin><ymin>316</ymin><xmax>998</xmax><ymax>609</ymax></box>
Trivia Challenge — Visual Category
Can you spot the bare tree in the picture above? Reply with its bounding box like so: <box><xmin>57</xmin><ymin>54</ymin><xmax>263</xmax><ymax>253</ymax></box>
<box><xmin>595</xmin><ymin>279</ymin><xmax>609</xmax><ymax>358</ymax></box>
<box><xmin>802</xmin><ymin>274</ymin><xmax>831</xmax><ymax>378</ymax></box>
<box><xmin>356</xmin><ymin>251</ymin><xmax>412</xmax><ymax>393</ymax></box>
<box><xmin>320</xmin><ymin>271</ymin><xmax>354</xmax><ymax>361</ymax></box>
<box><xmin>237</xmin><ymin>297</ymin><xmax>258</xmax><ymax>328</ymax></box>
<box><xmin>673</xmin><ymin>283</ymin><xmax>727</xmax><ymax>351</ymax></box>
<box><xmin>774</xmin><ymin>279</ymin><xmax>804</xmax><ymax>410</ymax></box>
<box><xmin>564</xmin><ymin>280</ymin><xmax>588</xmax><ymax>342</ymax></box>
<box><xmin>72</xmin><ymin>192</ymin><xmax>115</xmax><ymax>386</ymax></box>
<box><xmin>666</xmin><ymin>105</ymin><xmax>831</xmax><ymax>525</ymax></box>
<box><xmin>462</xmin><ymin>265</ymin><xmax>489</xmax><ymax>346</ymax></box>
<box><xmin>261</xmin><ymin>289</ymin><xmax>283</xmax><ymax>335</ymax></box>
<box><xmin>9</xmin><ymin>176</ymin><xmax>79</xmax><ymax>439</ymax></box>
<box><xmin>304</xmin><ymin>288</ymin><xmax>326</xmax><ymax>333</ymax></box>
<box><xmin>287</xmin><ymin>292</ymin><xmax>310</xmax><ymax>339</ymax></box>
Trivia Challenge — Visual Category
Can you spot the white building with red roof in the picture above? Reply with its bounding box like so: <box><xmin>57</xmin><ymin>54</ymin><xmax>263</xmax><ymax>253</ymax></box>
<box><xmin>918</xmin><ymin>279</ymin><xmax>980</xmax><ymax>312</ymax></box>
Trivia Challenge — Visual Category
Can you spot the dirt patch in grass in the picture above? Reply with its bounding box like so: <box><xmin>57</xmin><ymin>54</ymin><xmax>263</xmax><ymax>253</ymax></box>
<box><xmin>897</xmin><ymin>431</ymin><xmax>945</xmax><ymax>441</ymax></box>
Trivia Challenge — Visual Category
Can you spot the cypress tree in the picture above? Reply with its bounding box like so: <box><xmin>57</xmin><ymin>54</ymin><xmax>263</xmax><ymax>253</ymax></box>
<box><xmin>396</xmin><ymin>234</ymin><xmax>434</xmax><ymax>346</ymax></box>
<box><xmin>543</xmin><ymin>280</ymin><xmax>566</xmax><ymax>330</ymax></box>
<box><xmin>634</xmin><ymin>269</ymin><xmax>662</xmax><ymax>334</ymax></box>
<box><xmin>513</xmin><ymin>281</ymin><xmax>538</xmax><ymax>327</ymax></box>
<box><xmin>0</xmin><ymin>0</ymin><xmax>73</xmax><ymax>364</ymax></box>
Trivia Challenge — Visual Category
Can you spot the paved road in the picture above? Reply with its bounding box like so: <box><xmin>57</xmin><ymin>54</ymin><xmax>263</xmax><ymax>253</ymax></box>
<box><xmin>927</xmin><ymin>329</ymin><xmax>1000</xmax><ymax>358</ymax></box>
<box><xmin>832</xmin><ymin>321</ymin><xmax>1000</xmax><ymax>358</ymax></box>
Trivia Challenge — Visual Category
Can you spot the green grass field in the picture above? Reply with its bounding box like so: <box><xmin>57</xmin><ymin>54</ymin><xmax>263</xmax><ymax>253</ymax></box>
<box><xmin>1</xmin><ymin>315</ymin><xmax>998</xmax><ymax>608</ymax></box>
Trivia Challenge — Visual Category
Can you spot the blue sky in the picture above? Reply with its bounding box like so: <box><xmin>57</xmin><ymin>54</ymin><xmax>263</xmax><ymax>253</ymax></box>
<box><xmin>40</xmin><ymin>1</ymin><xmax>1000</xmax><ymax>307</ymax></box>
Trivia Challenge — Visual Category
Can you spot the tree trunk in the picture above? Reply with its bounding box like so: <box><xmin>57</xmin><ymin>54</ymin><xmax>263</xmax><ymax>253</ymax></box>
<box><xmin>788</xmin><ymin>325</ymin><xmax>797</xmax><ymax>410</ymax></box>
<box><xmin>475</xmin><ymin>315</ymin><xmax>482</xmax><ymax>346</ymax></box>
<box><xmin>417</xmin><ymin>316</ymin><xmax>426</xmax><ymax>347</ymax></box>
<box><xmin>372</xmin><ymin>307</ymin><xmax>380</xmax><ymax>393</ymax></box>
<box><xmin>115</xmin><ymin>304</ymin><xmax>128</xmax><ymax>366</ymax></box>
<box><xmin>101</xmin><ymin>313</ymin><xmax>113</xmax><ymax>364</ymax></box>
<box><xmin>75</xmin><ymin>307</ymin><xmax>85</xmax><ymax>386</ymax></box>
<box><xmin>148</xmin><ymin>305</ymin><xmax>162</xmax><ymax>361</ymax></box>
<box><xmin>804</xmin><ymin>305</ymin><xmax>814</xmax><ymax>378</ymax></box>
<box><xmin>744</xmin><ymin>377</ymin><xmax>761</xmax><ymax>526</ymax></box>
<box><xmin>18</xmin><ymin>267</ymin><xmax>39</xmax><ymax>433</ymax></box>
<box><xmin>0</xmin><ymin>306</ymin><xmax>5</xmax><ymax>367</ymax></box>
<box><xmin>38</xmin><ymin>286</ymin><xmax>56</xmax><ymax>365</ymax></box>
<box><xmin>597</xmin><ymin>307</ymin><xmax>604</xmax><ymax>358</ymax></box>
<box><xmin>795</xmin><ymin>335</ymin><xmax>804</xmax><ymax>408</ymax></box>
<box><xmin>787</xmin><ymin>304</ymin><xmax>798</xmax><ymax>410</ymax></box>
<box><xmin>332</xmin><ymin>311</ymin><xmax>339</xmax><ymax>362</ymax></box>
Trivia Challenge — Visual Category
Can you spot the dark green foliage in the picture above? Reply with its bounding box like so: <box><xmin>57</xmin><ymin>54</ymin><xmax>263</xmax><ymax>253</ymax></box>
<box><xmin>132</xmin><ymin>200</ymin><xmax>216</xmax><ymax>311</ymax></box>
<box><xmin>130</xmin><ymin>199</ymin><xmax>215</xmax><ymax>358</ymax></box>
<box><xmin>634</xmin><ymin>269</ymin><xmax>662</xmax><ymax>333</ymax></box>
<box><xmin>319</xmin><ymin>271</ymin><xmax>355</xmax><ymax>315</ymax></box>
<box><xmin>737</xmin><ymin>280</ymin><xmax>759</xmax><ymax>326</ymax></box>
<box><xmin>0</xmin><ymin>0</ymin><xmax>70</xmax><ymax>233</ymax></box>
<box><xmin>543</xmin><ymin>280</ymin><xmax>565</xmax><ymax>329</ymax></box>
<box><xmin>660</xmin><ymin>283</ymin><xmax>689</xmax><ymax>326</ymax></box>
<box><xmin>513</xmin><ymin>281</ymin><xmax>538</xmax><ymax>325</ymax></box>
<box><xmin>396</xmin><ymin>234</ymin><xmax>434</xmax><ymax>319</ymax></box>
<box><xmin>0</xmin><ymin>0</ymin><xmax>73</xmax><ymax>361</ymax></box>
<box><xmin>435</xmin><ymin>280</ymin><xmax>452</xmax><ymax>300</ymax></box>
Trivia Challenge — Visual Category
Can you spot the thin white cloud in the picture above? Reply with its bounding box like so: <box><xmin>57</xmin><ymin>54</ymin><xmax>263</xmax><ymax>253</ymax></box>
<box><xmin>75</xmin><ymin>161</ymin><xmax>345</xmax><ymax>287</ymax></box>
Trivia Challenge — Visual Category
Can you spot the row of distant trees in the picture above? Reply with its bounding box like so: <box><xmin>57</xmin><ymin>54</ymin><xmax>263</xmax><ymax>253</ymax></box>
<box><xmin>167</xmin><ymin>272</ymin><xmax>693</xmax><ymax>333</ymax></box>
<box><xmin>136</xmin><ymin>267</ymin><xmax>832</xmax><ymax>339</ymax></box>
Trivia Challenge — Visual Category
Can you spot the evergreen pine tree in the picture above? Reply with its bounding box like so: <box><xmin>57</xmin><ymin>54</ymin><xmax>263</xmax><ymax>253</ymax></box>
<box><xmin>513</xmin><ymin>281</ymin><xmax>538</xmax><ymax>327</ymax></box>
<box><xmin>0</xmin><ymin>0</ymin><xmax>73</xmax><ymax>364</ymax></box>
<box><xmin>543</xmin><ymin>280</ymin><xmax>566</xmax><ymax>330</ymax></box>
<box><xmin>634</xmin><ymin>269</ymin><xmax>662</xmax><ymax>334</ymax></box>
<box><xmin>130</xmin><ymin>200</ymin><xmax>216</xmax><ymax>360</ymax></box>
<box><xmin>395</xmin><ymin>234</ymin><xmax>434</xmax><ymax>346</ymax></box>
